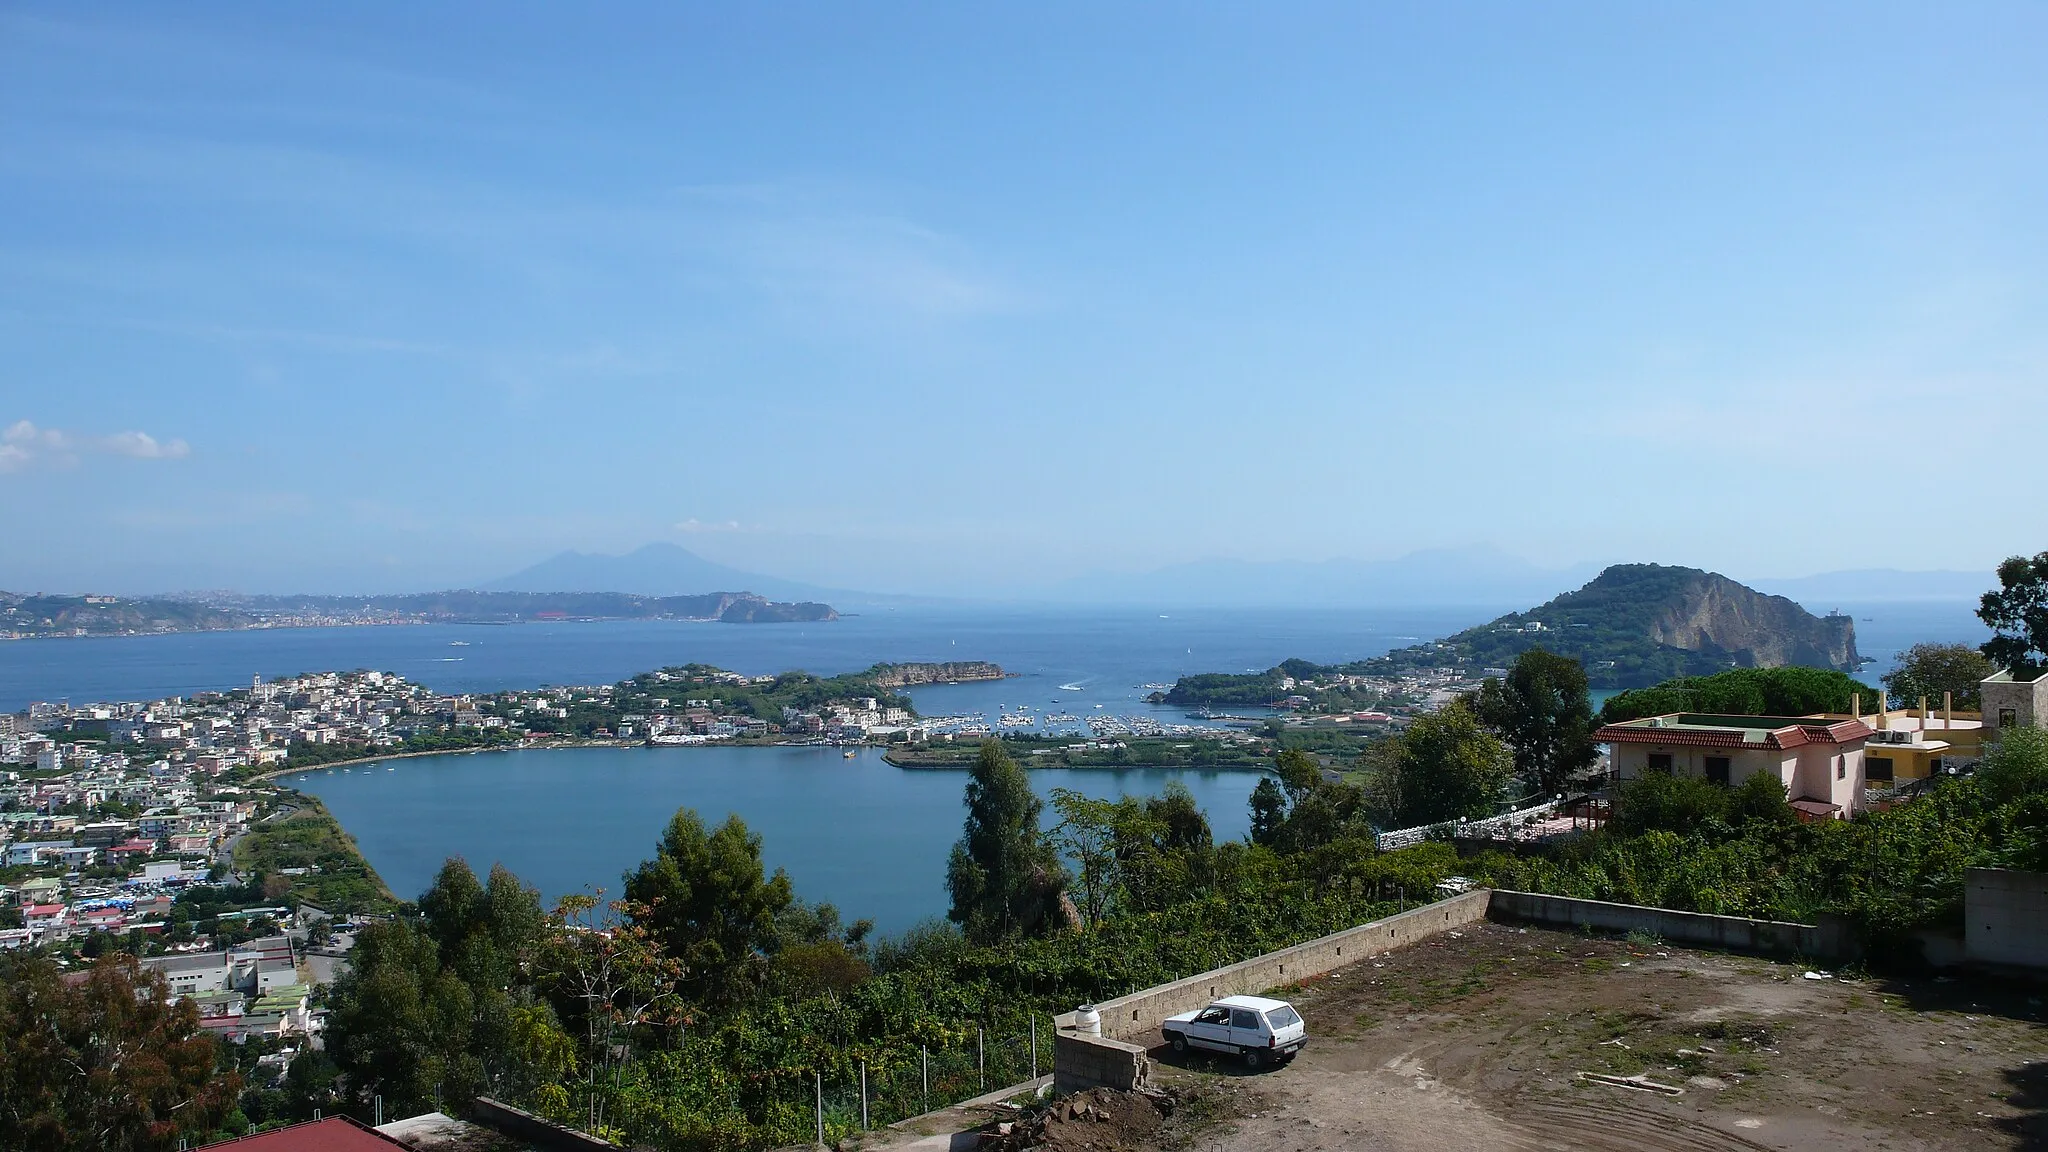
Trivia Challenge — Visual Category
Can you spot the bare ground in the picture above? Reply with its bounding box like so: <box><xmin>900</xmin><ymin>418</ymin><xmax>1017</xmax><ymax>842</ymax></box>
<box><xmin>1137</xmin><ymin>921</ymin><xmax>2048</xmax><ymax>1152</ymax></box>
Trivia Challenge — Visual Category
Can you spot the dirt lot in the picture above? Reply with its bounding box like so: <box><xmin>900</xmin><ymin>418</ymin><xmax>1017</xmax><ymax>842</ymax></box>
<box><xmin>1138</xmin><ymin>921</ymin><xmax>2048</xmax><ymax>1152</ymax></box>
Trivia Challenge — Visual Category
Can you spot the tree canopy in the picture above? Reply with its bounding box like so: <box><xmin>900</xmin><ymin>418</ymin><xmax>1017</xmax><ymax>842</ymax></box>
<box><xmin>1883</xmin><ymin>642</ymin><xmax>1992</xmax><ymax>712</ymax></box>
<box><xmin>1599</xmin><ymin>665</ymin><xmax>1878</xmax><ymax>724</ymax></box>
<box><xmin>1473</xmin><ymin>648</ymin><xmax>1598</xmax><ymax>795</ymax></box>
<box><xmin>945</xmin><ymin>741</ymin><xmax>1070</xmax><ymax>943</ymax></box>
<box><xmin>0</xmin><ymin>954</ymin><xmax>238</xmax><ymax>1151</ymax></box>
<box><xmin>623</xmin><ymin>809</ymin><xmax>794</xmax><ymax>1007</ymax></box>
<box><xmin>1363</xmin><ymin>701</ymin><xmax>1515</xmax><ymax>829</ymax></box>
<box><xmin>1980</xmin><ymin>552</ymin><xmax>2048</xmax><ymax>679</ymax></box>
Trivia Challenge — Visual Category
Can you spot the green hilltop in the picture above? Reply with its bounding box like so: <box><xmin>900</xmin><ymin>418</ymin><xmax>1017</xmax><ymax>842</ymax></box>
<box><xmin>1377</xmin><ymin>563</ymin><xmax>1861</xmax><ymax>688</ymax></box>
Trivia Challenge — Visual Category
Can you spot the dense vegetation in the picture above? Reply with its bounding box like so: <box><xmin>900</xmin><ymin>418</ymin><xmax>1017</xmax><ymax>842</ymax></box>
<box><xmin>1366</xmin><ymin>563</ymin><xmax>1857</xmax><ymax>687</ymax></box>
<box><xmin>275</xmin><ymin>727</ymin><xmax>519</xmax><ymax>769</ymax></box>
<box><xmin>1474</xmin><ymin>728</ymin><xmax>2048</xmax><ymax>956</ymax></box>
<box><xmin>0</xmin><ymin>954</ymin><xmax>241</xmax><ymax>1150</ymax></box>
<box><xmin>1598</xmin><ymin>665</ymin><xmax>1879</xmax><ymax>724</ymax></box>
<box><xmin>610</xmin><ymin>664</ymin><xmax>916</xmax><ymax>724</ymax></box>
<box><xmin>232</xmin><ymin>797</ymin><xmax>395</xmax><ymax>914</ymax></box>
<box><xmin>1883</xmin><ymin>642</ymin><xmax>1993</xmax><ymax>712</ymax></box>
<box><xmin>290</xmin><ymin>738</ymin><xmax>1427</xmax><ymax>1149</ymax></box>
<box><xmin>1979</xmin><ymin>552</ymin><xmax>2048</xmax><ymax>680</ymax></box>
<box><xmin>1155</xmin><ymin>658</ymin><xmax>1382</xmax><ymax>712</ymax></box>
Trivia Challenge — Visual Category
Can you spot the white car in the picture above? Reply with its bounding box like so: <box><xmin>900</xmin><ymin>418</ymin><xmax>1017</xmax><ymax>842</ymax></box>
<box><xmin>1160</xmin><ymin>994</ymin><xmax>1306</xmax><ymax>1068</ymax></box>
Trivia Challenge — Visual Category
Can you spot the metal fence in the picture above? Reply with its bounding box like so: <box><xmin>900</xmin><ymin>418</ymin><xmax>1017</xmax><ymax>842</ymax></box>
<box><xmin>792</xmin><ymin>1022</ymin><xmax>1051</xmax><ymax>1143</ymax></box>
<box><xmin>1375</xmin><ymin>798</ymin><xmax>1565</xmax><ymax>851</ymax></box>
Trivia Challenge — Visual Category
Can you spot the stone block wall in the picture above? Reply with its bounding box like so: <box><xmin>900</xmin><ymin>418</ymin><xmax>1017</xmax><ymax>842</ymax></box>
<box><xmin>1052</xmin><ymin>1031</ymin><xmax>1150</xmax><ymax>1095</ymax></box>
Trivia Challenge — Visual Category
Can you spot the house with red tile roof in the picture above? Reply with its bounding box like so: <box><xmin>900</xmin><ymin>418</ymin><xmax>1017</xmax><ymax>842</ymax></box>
<box><xmin>197</xmin><ymin>1115</ymin><xmax>410</xmax><ymax>1151</ymax></box>
<box><xmin>1594</xmin><ymin>713</ymin><xmax>1873</xmax><ymax>818</ymax></box>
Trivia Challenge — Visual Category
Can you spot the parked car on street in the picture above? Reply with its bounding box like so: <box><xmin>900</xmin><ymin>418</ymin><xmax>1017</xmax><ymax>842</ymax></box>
<box><xmin>1160</xmin><ymin>994</ymin><xmax>1306</xmax><ymax>1068</ymax></box>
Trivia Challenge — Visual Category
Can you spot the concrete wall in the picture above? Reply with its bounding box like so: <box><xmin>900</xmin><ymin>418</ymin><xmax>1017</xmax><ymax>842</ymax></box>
<box><xmin>1486</xmin><ymin>890</ymin><xmax>1842</xmax><ymax>959</ymax></box>
<box><xmin>471</xmin><ymin>1097</ymin><xmax>617</xmax><ymax>1152</ymax></box>
<box><xmin>1965</xmin><ymin>868</ymin><xmax>2048</xmax><ymax>970</ymax></box>
<box><xmin>1068</xmin><ymin>888</ymin><xmax>1493</xmax><ymax>1047</ymax></box>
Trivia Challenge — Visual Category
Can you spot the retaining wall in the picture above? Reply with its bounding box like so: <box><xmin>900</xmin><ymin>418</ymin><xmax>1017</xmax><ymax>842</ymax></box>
<box><xmin>472</xmin><ymin>1097</ymin><xmax>618</xmax><ymax>1152</ymax></box>
<box><xmin>1050</xmin><ymin>889</ymin><xmax>1494</xmax><ymax>1093</ymax></box>
<box><xmin>1485</xmin><ymin>890</ymin><xmax>1847</xmax><ymax>960</ymax></box>
<box><xmin>1066</xmin><ymin>888</ymin><xmax>1493</xmax><ymax>1047</ymax></box>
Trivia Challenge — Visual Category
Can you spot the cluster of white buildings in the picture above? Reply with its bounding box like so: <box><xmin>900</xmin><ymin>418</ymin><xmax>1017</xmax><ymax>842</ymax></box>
<box><xmin>141</xmin><ymin>932</ymin><xmax>315</xmax><ymax>1040</ymax></box>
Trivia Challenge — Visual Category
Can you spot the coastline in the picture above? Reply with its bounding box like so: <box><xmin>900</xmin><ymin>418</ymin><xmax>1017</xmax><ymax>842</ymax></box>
<box><xmin>253</xmin><ymin>738</ymin><xmax>624</xmax><ymax>784</ymax></box>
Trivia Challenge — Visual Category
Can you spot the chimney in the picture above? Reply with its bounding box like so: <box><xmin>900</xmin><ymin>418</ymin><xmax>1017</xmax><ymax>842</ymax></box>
<box><xmin>1919</xmin><ymin>696</ymin><xmax>1929</xmax><ymax>725</ymax></box>
<box><xmin>1878</xmin><ymin>690</ymin><xmax>1889</xmax><ymax>730</ymax></box>
<box><xmin>1852</xmin><ymin>693</ymin><xmax>1861</xmax><ymax>721</ymax></box>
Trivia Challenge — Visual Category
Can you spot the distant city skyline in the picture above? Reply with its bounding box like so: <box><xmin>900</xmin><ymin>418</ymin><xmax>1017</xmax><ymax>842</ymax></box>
<box><xmin>4</xmin><ymin>4</ymin><xmax>2045</xmax><ymax>595</ymax></box>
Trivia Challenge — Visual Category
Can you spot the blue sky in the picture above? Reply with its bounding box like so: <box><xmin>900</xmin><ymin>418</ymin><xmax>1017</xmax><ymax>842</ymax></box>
<box><xmin>2</xmin><ymin>3</ymin><xmax>2044</xmax><ymax>595</ymax></box>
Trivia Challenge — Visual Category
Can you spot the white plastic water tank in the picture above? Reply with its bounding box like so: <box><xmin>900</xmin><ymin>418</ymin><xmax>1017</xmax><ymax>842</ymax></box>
<box><xmin>1074</xmin><ymin>1004</ymin><xmax>1101</xmax><ymax>1035</ymax></box>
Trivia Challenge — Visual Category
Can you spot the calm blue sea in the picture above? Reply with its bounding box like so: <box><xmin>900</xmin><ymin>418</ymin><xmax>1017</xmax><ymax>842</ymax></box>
<box><xmin>0</xmin><ymin>604</ymin><xmax>1511</xmax><ymax>716</ymax></box>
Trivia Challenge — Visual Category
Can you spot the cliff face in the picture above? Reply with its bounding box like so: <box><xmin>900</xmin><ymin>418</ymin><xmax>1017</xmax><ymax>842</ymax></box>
<box><xmin>1640</xmin><ymin>570</ymin><xmax>1859</xmax><ymax>671</ymax></box>
<box><xmin>1394</xmin><ymin>563</ymin><xmax>1862</xmax><ymax>687</ymax></box>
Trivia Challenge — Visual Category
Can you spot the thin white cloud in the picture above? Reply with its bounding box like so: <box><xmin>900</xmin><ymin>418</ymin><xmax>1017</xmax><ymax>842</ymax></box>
<box><xmin>674</xmin><ymin>518</ymin><xmax>744</xmax><ymax>534</ymax></box>
<box><xmin>0</xmin><ymin>420</ymin><xmax>191</xmax><ymax>472</ymax></box>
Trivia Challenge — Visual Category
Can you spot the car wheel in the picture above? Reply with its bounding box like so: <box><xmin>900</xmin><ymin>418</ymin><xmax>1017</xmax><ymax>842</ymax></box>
<box><xmin>1168</xmin><ymin>1033</ymin><xmax>1187</xmax><ymax>1054</ymax></box>
<box><xmin>1243</xmin><ymin>1048</ymin><xmax>1265</xmax><ymax>1069</ymax></box>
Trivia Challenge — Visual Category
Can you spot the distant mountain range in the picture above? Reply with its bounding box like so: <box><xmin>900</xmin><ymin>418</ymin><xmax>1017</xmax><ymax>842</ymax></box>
<box><xmin>481</xmin><ymin>543</ymin><xmax>875</xmax><ymax>605</ymax></box>
<box><xmin>1748</xmin><ymin>568</ymin><xmax>1992</xmax><ymax>606</ymax></box>
<box><xmin>479</xmin><ymin>543</ymin><xmax>1995</xmax><ymax>611</ymax></box>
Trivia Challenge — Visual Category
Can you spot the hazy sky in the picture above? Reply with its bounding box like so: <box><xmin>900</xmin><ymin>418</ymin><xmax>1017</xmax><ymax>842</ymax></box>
<box><xmin>3</xmin><ymin>4</ymin><xmax>2044</xmax><ymax>595</ymax></box>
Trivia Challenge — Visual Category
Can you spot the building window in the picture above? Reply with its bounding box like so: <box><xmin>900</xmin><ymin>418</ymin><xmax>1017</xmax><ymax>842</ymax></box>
<box><xmin>1866</xmin><ymin>756</ymin><xmax>1894</xmax><ymax>782</ymax></box>
<box><xmin>2001</xmin><ymin>708</ymin><xmax>2018</xmax><ymax>728</ymax></box>
<box><xmin>1647</xmin><ymin>753</ymin><xmax>1673</xmax><ymax>774</ymax></box>
<box><xmin>1838</xmin><ymin>756</ymin><xmax>1846</xmax><ymax>780</ymax></box>
<box><xmin>1704</xmin><ymin>756</ymin><xmax>1730</xmax><ymax>786</ymax></box>
<box><xmin>1929</xmin><ymin>757</ymin><xmax>1943</xmax><ymax>775</ymax></box>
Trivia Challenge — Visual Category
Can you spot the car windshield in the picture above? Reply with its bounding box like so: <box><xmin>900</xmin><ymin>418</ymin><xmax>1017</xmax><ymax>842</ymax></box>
<box><xmin>1266</xmin><ymin>1005</ymin><xmax>1301</xmax><ymax>1028</ymax></box>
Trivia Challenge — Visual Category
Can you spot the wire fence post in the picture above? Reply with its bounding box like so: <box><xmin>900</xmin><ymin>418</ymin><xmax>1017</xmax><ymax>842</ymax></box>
<box><xmin>977</xmin><ymin>1027</ymin><xmax>986</xmax><ymax>1092</ymax></box>
<box><xmin>814</xmin><ymin>1071</ymin><xmax>823</xmax><ymax>1147</ymax></box>
<box><xmin>921</xmin><ymin>1046</ymin><xmax>929</xmax><ymax>1113</ymax></box>
<box><xmin>1030</xmin><ymin>1017</ymin><xmax>1039</xmax><ymax>1082</ymax></box>
<box><xmin>860</xmin><ymin>1059</ymin><xmax>869</xmax><ymax>1131</ymax></box>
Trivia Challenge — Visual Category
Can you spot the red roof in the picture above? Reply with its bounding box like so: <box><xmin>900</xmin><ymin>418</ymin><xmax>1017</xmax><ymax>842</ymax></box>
<box><xmin>1596</xmin><ymin>716</ymin><xmax>1873</xmax><ymax>751</ymax></box>
<box><xmin>199</xmin><ymin>1116</ymin><xmax>410</xmax><ymax>1151</ymax></box>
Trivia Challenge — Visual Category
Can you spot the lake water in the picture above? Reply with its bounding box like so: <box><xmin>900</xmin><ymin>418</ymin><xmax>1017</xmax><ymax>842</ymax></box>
<box><xmin>282</xmin><ymin>745</ymin><xmax>1262</xmax><ymax>935</ymax></box>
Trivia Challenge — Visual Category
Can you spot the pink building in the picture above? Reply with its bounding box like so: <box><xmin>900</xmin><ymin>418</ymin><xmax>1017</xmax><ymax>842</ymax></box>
<box><xmin>1595</xmin><ymin>713</ymin><xmax>1874</xmax><ymax>818</ymax></box>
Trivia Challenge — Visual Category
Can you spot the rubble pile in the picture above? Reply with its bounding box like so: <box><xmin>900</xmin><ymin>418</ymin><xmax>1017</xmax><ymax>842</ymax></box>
<box><xmin>978</xmin><ymin>1087</ymin><xmax>1174</xmax><ymax>1152</ymax></box>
